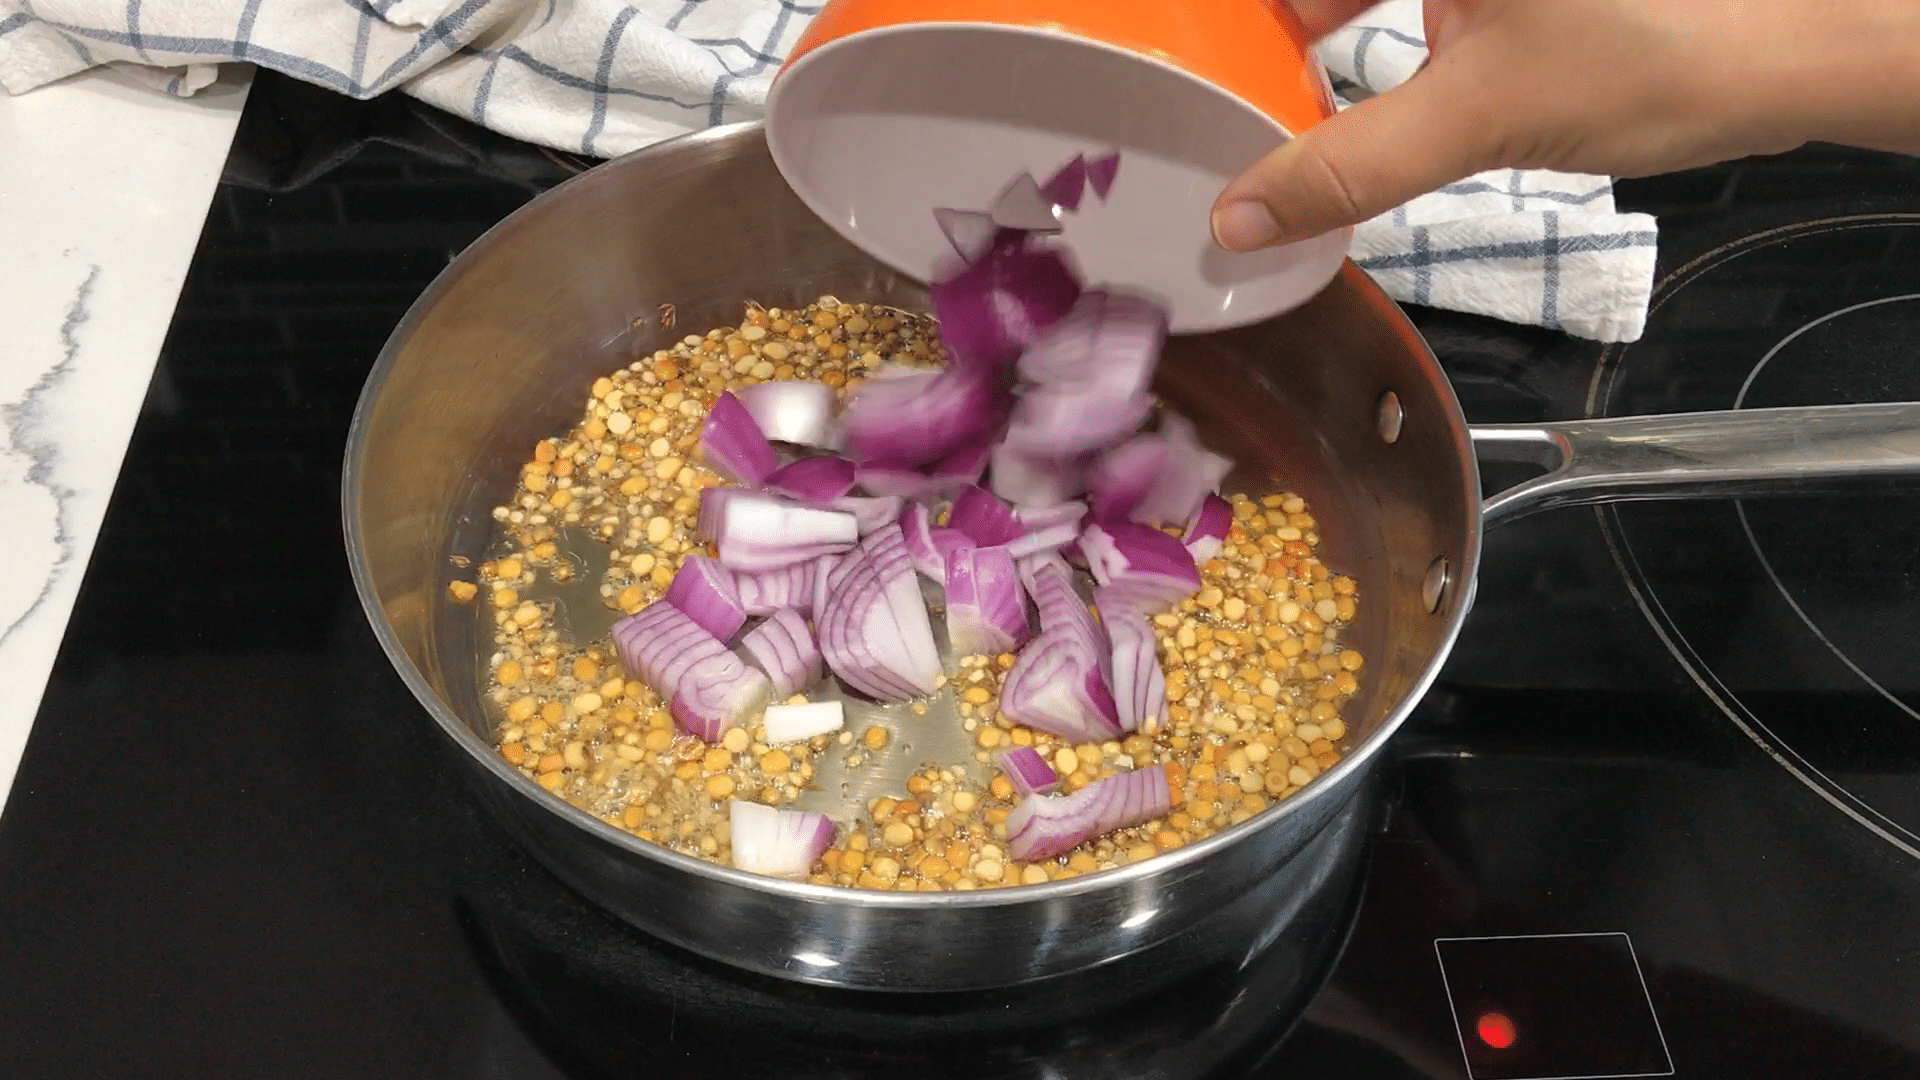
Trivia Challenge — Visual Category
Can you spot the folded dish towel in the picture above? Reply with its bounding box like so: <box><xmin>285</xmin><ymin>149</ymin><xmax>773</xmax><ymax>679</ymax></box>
<box><xmin>1317</xmin><ymin>0</ymin><xmax>1657</xmax><ymax>342</ymax></box>
<box><xmin>0</xmin><ymin>0</ymin><xmax>1655</xmax><ymax>341</ymax></box>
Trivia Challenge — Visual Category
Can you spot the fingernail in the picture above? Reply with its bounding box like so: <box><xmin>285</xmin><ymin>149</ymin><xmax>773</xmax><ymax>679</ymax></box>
<box><xmin>1211</xmin><ymin>200</ymin><xmax>1283</xmax><ymax>252</ymax></box>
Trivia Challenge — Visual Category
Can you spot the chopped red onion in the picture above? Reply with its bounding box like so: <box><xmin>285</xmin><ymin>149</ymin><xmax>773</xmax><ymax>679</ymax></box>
<box><xmin>613</xmin><ymin>601</ymin><xmax>770</xmax><ymax>742</ymax></box>
<box><xmin>989</xmin><ymin>172</ymin><xmax>1063</xmax><ymax>233</ymax></box>
<box><xmin>1078</xmin><ymin>521</ymin><xmax>1203</xmax><ymax>614</ymax></box>
<box><xmin>735</xmin><ymin>559</ymin><xmax>818</xmax><ymax>618</ymax></box>
<box><xmin>1015</xmin><ymin>290</ymin><xmax>1166</xmax><ymax>395</ymax></box>
<box><xmin>735</xmin><ymin>380</ymin><xmax>837</xmax><ymax>448</ymax></box>
<box><xmin>664</xmin><ymin>553</ymin><xmax>747</xmax><ymax>641</ymax></box>
<box><xmin>840</xmin><ymin>366</ymin><xmax>1009</xmax><ymax>468</ymax></box>
<box><xmin>1133</xmin><ymin>414</ymin><xmax>1232</xmax><ymax>528</ymax></box>
<box><xmin>1013</xmin><ymin>500</ymin><xmax>1088</xmax><ymax>533</ymax></box>
<box><xmin>944</xmin><ymin>545</ymin><xmax>1030</xmax><ymax>658</ymax></box>
<box><xmin>1095</xmin><ymin>589</ymin><xmax>1169</xmax><ymax>733</ymax></box>
<box><xmin>930</xmin><ymin>430</ymin><xmax>998</xmax><ymax>496</ymax></box>
<box><xmin>767</xmin><ymin>455</ymin><xmax>857</xmax><ymax>502</ymax></box>
<box><xmin>1039</xmin><ymin>155</ymin><xmax>1087</xmax><ymax>212</ymax></box>
<box><xmin>729</xmin><ymin>800</ymin><xmax>837</xmax><ymax>879</ymax></box>
<box><xmin>1086</xmin><ymin>151</ymin><xmax>1120</xmax><ymax>201</ymax></box>
<box><xmin>818</xmin><ymin>525</ymin><xmax>943</xmax><ymax>700</ymax></box>
<box><xmin>763</xmin><ymin>700</ymin><xmax>845</xmax><ymax>744</ymax></box>
<box><xmin>933</xmin><ymin>207</ymin><xmax>1002</xmax><ymax>263</ymax></box>
<box><xmin>997</xmin><ymin>745</ymin><xmax>1062</xmax><ymax>796</ymax></box>
<box><xmin>700</xmin><ymin>391</ymin><xmax>779</xmax><ymax>486</ymax></box>
<box><xmin>1087</xmin><ymin>433</ymin><xmax>1170</xmax><ymax>523</ymax></box>
<box><xmin>928</xmin><ymin>238</ymin><xmax>1083</xmax><ymax>371</ymax></box>
<box><xmin>739</xmin><ymin>607</ymin><xmax>823</xmax><ymax>699</ymax></box>
<box><xmin>709</xmin><ymin>491</ymin><xmax>860</xmax><ymax>572</ymax></box>
<box><xmin>830</xmin><ymin>494</ymin><xmax>906</xmax><ymax>535</ymax></box>
<box><xmin>948</xmin><ymin>484</ymin><xmax>1024</xmax><ymax>547</ymax></box>
<box><xmin>1005</xmin><ymin>766</ymin><xmax>1170</xmax><ymax>862</ymax></box>
<box><xmin>670</xmin><ymin>649</ymin><xmax>773</xmax><ymax>743</ymax></box>
<box><xmin>1003</xmin><ymin>385</ymin><xmax>1154</xmax><ymax>460</ymax></box>
<box><xmin>1005</xmin><ymin>521</ymin><xmax>1079</xmax><ymax>560</ymax></box>
<box><xmin>1015</xmin><ymin>550</ymin><xmax>1071</xmax><ymax>598</ymax></box>
<box><xmin>902</xmin><ymin>501</ymin><xmax>948</xmax><ymax>580</ymax></box>
<box><xmin>1000</xmin><ymin>561</ymin><xmax>1119</xmax><ymax>742</ymax></box>
<box><xmin>810</xmin><ymin>553</ymin><xmax>836</xmax><ymax>632</ymax></box>
<box><xmin>989</xmin><ymin>444</ymin><xmax>1086</xmax><ymax>507</ymax></box>
<box><xmin>1183</xmin><ymin>493</ymin><xmax>1234</xmax><ymax>565</ymax></box>
<box><xmin>698</xmin><ymin>486</ymin><xmax>744</xmax><ymax>540</ymax></box>
<box><xmin>855</xmin><ymin>464</ymin><xmax>936</xmax><ymax>500</ymax></box>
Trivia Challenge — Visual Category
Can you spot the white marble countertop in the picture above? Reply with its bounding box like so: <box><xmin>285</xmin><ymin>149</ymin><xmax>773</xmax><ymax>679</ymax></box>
<box><xmin>0</xmin><ymin>68</ymin><xmax>250</xmax><ymax>809</ymax></box>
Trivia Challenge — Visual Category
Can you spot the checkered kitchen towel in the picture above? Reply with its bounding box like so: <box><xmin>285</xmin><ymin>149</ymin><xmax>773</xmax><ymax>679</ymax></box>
<box><xmin>0</xmin><ymin>0</ymin><xmax>1656</xmax><ymax>341</ymax></box>
<box><xmin>1320</xmin><ymin>0</ymin><xmax>1657</xmax><ymax>342</ymax></box>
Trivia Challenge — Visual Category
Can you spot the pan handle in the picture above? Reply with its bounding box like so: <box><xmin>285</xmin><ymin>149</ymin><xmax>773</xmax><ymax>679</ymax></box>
<box><xmin>1470</xmin><ymin>401</ymin><xmax>1920</xmax><ymax>527</ymax></box>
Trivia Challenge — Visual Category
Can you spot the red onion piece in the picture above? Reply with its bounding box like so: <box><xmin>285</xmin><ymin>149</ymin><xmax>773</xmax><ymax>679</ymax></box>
<box><xmin>664</xmin><ymin>553</ymin><xmax>747</xmax><ymax>641</ymax></box>
<box><xmin>1039</xmin><ymin>155</ymin><xmax>1087</xmax><ymax>212</ymax></box>
<box><xmin>930</xmin><ymin>430</ymin><xmax>998</xmax><ymax>496</ymax></box>
<box><xmin>989</xmin><ymin>172</ymin><xmax>1063</xmax><ymax>233</ymax></box>
<box><xmin>944</xmin><ymin>545</ymin><xmax>1030</xmax><ymax>657</ymax></box>
<box><xmin>1086</xmin><ymin>151</ymin><xmax>1120</xmax><ymax>201</ymax></box>
<box><xmin>1014</xmin><ymin>500</ymin><xmax>1088</xmax><ymax>533</ymax></box>
<box><xmin>1003</xmin><ymin>385</ymin><xmax>1154</xmax><ymax>460</ymax></box>
<box><xmin>1087</xmin><ymin>434</ymin><xmax>1170</xmax><ymax>523</ymax></box>
<box><xmin>735</xmin><ymin>380</ymin><xmax>837</xmax><ymax>448</ymax></box>
<box><xmin>841</xmin><ymin>366</ymin><xmax>1009</xmax><ymax>467</ymax></box>
<box><xmin>735</xmin><ymin>559</ymin><xmax>818</xmax><ymax>618</ymax></box>
<box><xmin>614</xmin><ymin>601</ymin><xmax>771</xmax><ymax>742</ymax></box>
<box><xmin>933</xmin><ymin>207</ymin><xmax>1001</xmax><ymax>263</ymax></box>
<box><xmin>1015</xmin><ymin>550</ymin><xmax>1071</xmax><ymax>598</ymax></box>
<box><xmin>1016</xmin><ymin>290</ymin><xmax>1166</xmax><ymax>394</ymax></box>
<box><xmin>996</xmin><ymin>745</ymin><xmax>1061</xmax><ymax>796</ymax></box>
<box><xmin>710</xmin><ymin>492</ymin><xmax>860</xmax><ymax>572</ymax></box>
<box><xmin>1133</xmin><ymin>413</ymin><xmax>1232</xmax><ymax>528</ymax></box>
<box><xmin>763</xmin><ymin>700</ymin><xmax>845</xmax><ymax>744</ymax></box>
<box><xmin>830</xmin><ymin>494</ymin><xmax>906</xmax><ymax>535</ymax></box>
<box><xmin>855</xmin><ymin>464</ymin><xmax>936</xmax><ymax>500</ymax></box>
<box><xmin>1005</xmin><ymin>521</ymin><xmax>1079</xmax><ymax>560</ymax></box>
<box><xmin>818</xmin><ymin>525</ymin><xmax>942</xmax><ymax>700</ymax></box>
<box><xmin>902</xmin><ymin>501</ymin><xmax>947</xmax><ymax>580</ymax></box>
<box><xmin>1183</xmin><ymin>493</ymin><xmax>1234</xmax><ymax>565</ymax></box>
<box><xmin>671</xmin><ymin>649</ymin><xmax>773</xmax><ymax>743</ymax></box>
<box><xmin>1001</xmin><ymin>561</ymin><xmax>1119</xmax><ymax>742</ymax></box>
<box><xmin>932</xmin><ymin>526</ymin><xmax>974</xmax><ymax>562</ymax></box>
<box><xmin>739</xmin><ymin>607</ymin><xmax>823</xmax><ymax>699</ymax></box>
<box><xmin>729</xmin><ymin>800</ymin><xmax>836</xmax><ymax>879</ymax></box>
<box><xmin>929</xmin><ymin>238</ymin><xmax>1083</xmax><ymax>371</ymax></box>
<box><xmin>767</xmin><ymin>455</ymin><xmax>857</xmax><ymax>502</ymax></box>
<box><xmin>698</xmin><ymin>486</ymin><xmax>744</xmax><ymax>541</ymax></box>
<box><xmin>1078</xmin><ymin>521</ymin><xmax>1203</xmax><ymax>614</ymax></box>
<box><xmin>700</xmin><ymin>391</ymin><xmax>779</xmax><ymax>486</ymax></box>
<box><xmin>948</xmin><ymin>484</ymin><xmax>1024</xmax><ymax>547</ymax></box>
<box><xmin>1005</xmin><ymin>765</ymin><xmax>1170</xmax><ymax>862</ymax></box>
<box><xmin>810</xmin><ymin>554</ymin><xmax>836</xmax><ymax>637</ymax></box>
<box><xmin>989</xmin><ymin>444</ymin><xmax>1086</xmax><ymax>507</ymax></box>
<box><xmin>1095</xmin><ymin>589</ymin><xmax>1169</xmax><ymax>734</ymax></box>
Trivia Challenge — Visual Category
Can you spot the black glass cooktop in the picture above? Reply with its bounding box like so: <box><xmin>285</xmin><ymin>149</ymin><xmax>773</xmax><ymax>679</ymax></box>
<box><xmin>4</xmin><ymin>72</ymin><xmax>1919</xmax><ymax>1079</ymax></box>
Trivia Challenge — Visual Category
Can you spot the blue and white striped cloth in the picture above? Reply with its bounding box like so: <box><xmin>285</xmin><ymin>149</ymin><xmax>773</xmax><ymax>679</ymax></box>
<box><xmin>0</xmin><ymin>0</ymin><xmax>1656</xmax><ymax>341</ymax></box>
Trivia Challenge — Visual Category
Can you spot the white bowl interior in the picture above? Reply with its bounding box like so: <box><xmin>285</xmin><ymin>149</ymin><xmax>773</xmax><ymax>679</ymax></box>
<box><xmin>765</xmin><ymin>22</ymin><xmax>1351</xmax><ymax>333</ymax></box>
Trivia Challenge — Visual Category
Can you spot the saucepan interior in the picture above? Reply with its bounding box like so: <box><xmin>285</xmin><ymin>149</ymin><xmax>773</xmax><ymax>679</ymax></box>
<box><xmin>344</xmin><ymin>121</ymin><xmax>1479</xmax><ymax>990</ymax></box>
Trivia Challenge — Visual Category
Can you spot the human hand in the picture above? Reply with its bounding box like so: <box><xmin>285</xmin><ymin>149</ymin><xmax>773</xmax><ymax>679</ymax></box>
<box><xmin>1211</xmin><ymin>0</ymin><xmax>1920</xmax><ymax>252</ymax></box>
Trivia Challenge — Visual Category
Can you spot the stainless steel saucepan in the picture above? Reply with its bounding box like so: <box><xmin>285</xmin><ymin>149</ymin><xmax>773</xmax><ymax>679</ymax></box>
<box><xmin>343</xmin><ymin>122</ymin><xmax>1920</xmax><ymax>992</ymax></box>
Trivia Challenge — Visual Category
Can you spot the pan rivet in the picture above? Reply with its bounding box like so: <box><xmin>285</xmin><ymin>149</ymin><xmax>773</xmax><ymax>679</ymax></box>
<box><xmin>1376</xmin><ymin>391</ymin><xmax>1404</xmax><ymax>444</ymax></box>
<box><xmin>1422</xmin><ymin>556</ymin><xmax>1450</xmax><ymax>613</ymax></box>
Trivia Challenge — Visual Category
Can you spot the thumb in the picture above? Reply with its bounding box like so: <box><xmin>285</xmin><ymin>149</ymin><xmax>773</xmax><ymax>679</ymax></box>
<box><xmin>1211</xmin><ymin>67</ymin><xmax>1492</xmax><ymax>251</ymax></box>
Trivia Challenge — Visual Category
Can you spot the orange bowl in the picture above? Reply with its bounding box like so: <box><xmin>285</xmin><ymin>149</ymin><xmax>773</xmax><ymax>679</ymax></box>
<box><xmin>765</xmin><ymin>0</ymin><xmax>1350</xmax><ymax>332</ymax></box>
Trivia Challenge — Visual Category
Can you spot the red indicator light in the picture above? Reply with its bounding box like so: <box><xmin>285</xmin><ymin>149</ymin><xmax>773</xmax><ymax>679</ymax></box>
<box><xmin>1477</xmin><ymin>1011</ymin><xmax>1517</xmax><ymax>1049</ymax></box>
